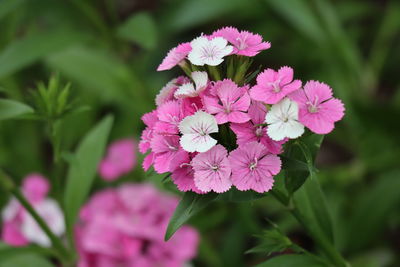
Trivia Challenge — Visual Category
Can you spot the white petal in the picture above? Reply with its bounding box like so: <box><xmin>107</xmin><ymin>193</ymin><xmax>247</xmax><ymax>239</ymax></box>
<box><xmin>179</xmin><ymin>111</ymin><xmax>218</xmax><ymax>135</ymax></box>
<box><xmin>188</xmin><ymin>50</ymin><xmax>206</xmax><ymax>66</ymax></box>
<box><xmin>210</xmin><ymin>37</ymin><xmax>228</xmax><ymax>49</ymax></box>
<box><xmin>191</xmin><ymin>71</ymin><xmax>208</xmax><ymax>92</ymax></box>
<box><xmin>174</xmin><ymin>83</ymin><xmax>196</xmax><ymax>98</ymax></box>
<box><xmin>267</xmin><ymin>122</ymin><xmax>287</xmax><ymax>141</ymax></box>
<box><xmin>2</xmin><ymin>198</ymin><xmax>19</xmax><ymax>221</ymax></box>
<box><xmin>284</xmin><ymin>120</ymin><xmax>305</xmax><ymax>139</ymax></box>
<box><xmin>204</xmin><ymin>57</ymin><xmax>224</xmax><ymax>66</ymax></box>
<box><xmin>286</xmin><ymin>99</ymin><xmax>300</xmax><ymax>120</ymax></box>
<box><xmin>180</xmin><ymin>133</ymin><xmax>217</xmax><ymax>153</ymax></box>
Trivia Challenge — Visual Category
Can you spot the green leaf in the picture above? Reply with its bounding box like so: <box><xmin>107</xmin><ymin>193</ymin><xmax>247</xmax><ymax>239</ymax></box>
<box><xmin>217</xmin><ymin>188</ymin><xmax>265</xmax><ymax>202</ymax></box>
<box><xmin>0</xmin><ymin>253</ymin><xmax>54</xmax><ymax>267</ymax></box>
<box><xmin>0</xmin><ymin>99</ymin><xmax>33</xmax><ymax>120</ymax></box>
<box><xmin>64</xmin><ymin>115</ymin><xmax>113</xmax><ymax>230</ymax></box>
<box><xmin>0</xmin><ymin>0</ymin><xmax>26</xmax><ymax>20</ymax></box>
<box><xmin>0</xmin><ymin>30</ymin><xmax>84</xmax><ymax>78</ymax></box>
<box><xmin>256</xmin><ymin>254</ymin><xmax>326</xmax><ymax>267</ymax></box>
<box><xmin>116</xmin><ymin>12</ymin><xmax>157</xmax><ymax>50</ymax></box>
<box><xmin>284</xmin><ymin>134</ymin><xmax>324</xmax><ymax>194</ymax></box>
<box><xmin>346</xmin><ymin>170</ymin><xmax>400</xmax><ymax>252</ymax></box>
<box><xmin>247</xmin><ymin>228</ymin><xmax>293</xmax><ymax>255</ymax></box>
<box><xmin>294</xmin><ymin>178</ymin><xmax>335</xmax><ymax>244</ymax></box>
<box><xmin>165</xmin><ymin>192</ymin><xmax>218</xmax><ymax>241</ymax></box>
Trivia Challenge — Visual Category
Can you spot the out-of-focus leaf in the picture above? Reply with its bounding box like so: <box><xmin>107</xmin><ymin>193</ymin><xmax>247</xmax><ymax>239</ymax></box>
<box><xmin>217</xmin><ymin>188</ymin><xmax>265</xmax><ymax>202</ymax></box>
<box><xmin>247</xmin><ymin>228</ymin><xmax>293</xmax><ymax>255</ymax></box>
<box><xmin>117</xmin><ymin>12</ymin><xmax>157</xmax><ymax>50</ymax></box>
<box><xmin>45</xmin><ymin>46</ymin><xmax>150</xmax><ymax>114</ymax></box>
<box><xmin>346</xmin><ymin>170</ymin><xmax>400</xmax><ymax>252</ymax></box>
<box><xmin>0</xmin><ymin>253</ymin><xmax>54</xmax><ymax>267</ymax></box>
<box><xmin>256</xmin><ymin>254</ymin><xmax>326</xmax><ymax>267</ymax></box>
<box><xmin>64</xmin><ymin>115</ymin><xmax>113</xmax><ymax>232</ymax></box>
<box><xmin>165</xmin><ymin>192</ymin><xmax>218</xmax><ymax>241</ymax></box>
<box><xmin>284</xmin><ymin>134</ymin><xmax>324</xmax><ymax>194</ymax></box>
<box><xmin>0</xmin><ymin>0</ymin><xmax>25</xmax><ymax>20</ymax></box>
<box><xmin>294</xmin><ymin>178</ymin><xmax>335</xmax><ymax>244</ymax></box>
<box><xmin>265</xmin><ymin>0</ymin><xmax>326</xmax><ymax>44</ymax></box>
<box><xmin>0</xmin><ymin>99</ymin><xmax>33</xmax><ymax>120</ymax></box>
<box><xmin>0</xmin><ymin>31</ymin><xmax>84</xmax><ymax>78</ymax></box>
<box><xmin>0</xmin><ymin>242</ymin><xmax>56</xmax><ymax>259</ymax></box>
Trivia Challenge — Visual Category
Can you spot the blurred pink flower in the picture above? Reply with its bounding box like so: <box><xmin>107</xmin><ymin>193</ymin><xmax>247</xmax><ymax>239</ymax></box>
<box><xmin>289</xmin><ymin>80</ymin><xmax>345</xmax><ymax>134</ymax></box>
<box><xmin>250</xmin><ymin>66</ymin><xmax>302</xmax><ymax>104</ymax></box>
<box><xmin>211</xmin><ymin>26</ymin><xmax>271</xmax><ymax>56</ymax></box>
<box><xmin>99</xmin><ymin>139</ymin><xmax>137</xmax><ymax>181</ymax></box>
<box><xmin>1</xmin><ymin>174</ymin><xmax>65</xmax><ymax>247</ymax></box>
<box><xmin>229</xmin><ymin>142</ymin><xmax>281</xmax><ymax>193</ymax></box>
<box><xmin>76</xmin><ymin>183</ymin><xmax>199</xmax><ymax>267</ymax></box>
<box><xmin>157</xmin><ymin>42</ymin><xmax>192</xmax><ymax>71</ymax></box>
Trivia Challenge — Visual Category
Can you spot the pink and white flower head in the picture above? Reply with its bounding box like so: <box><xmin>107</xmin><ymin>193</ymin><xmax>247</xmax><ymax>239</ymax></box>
<box><xmin>230</xmin><ymin>101</ymin><xmax>286</xmax><ymax>154</ymax></box>
<box><xmin>179</xmin><ymin>110</ymin><xmax>218</xmax><ymax>153</ymax></box>
<box><xmin>212</xmin><ymin>27</ymin><xmax>271</xmax><ymax>57</ymax></box>
<box><xmin>250</xmin><ymin>66</ymin><xmax>302</xmax><ymax>104</ymax></box>
<box><xmin>151</xmin><ymin>134</ymin><xmax>182</xmax><ymax>173</ymax></box>
<box><xmin>229</xmin><ymin>142</ymin><xmax>281</xmax><ymax>193</ymax></box>
<box><xmin>75</xmin><ymin>183</ymin><xmax>199</xmax><ymax>267</ymax></box>
<box><xmin>99</xmin><ymin>139</ymin><xmax>137</xmax><ymax>181</ymax></box>
<box><xmin>1</xmin><ymin>174</ymin><xmax>65</xmax><ymax>247</ymax></box>
<box><xmin>191</xmin><ymin>145</ymin><xmax>232</xmax><ymax>193</ymax></box>
<box><xmin>188</xmin><ymin>36</ymin><xmax>233</xmax><ymax>66</ymax></box>
<box><xmin>265</xmin><ymin>98</ymin><xmax>305</xmax><ymax>141</ymax></box>
<box><xmin>203</xmin><ymin>79</ymin><xmax>251</xmax><ymax>124</ymax></box>
<box><xmin>174</xmin><ymin>71</ymin><xmax>208</xmax><ymax>99</ymax></box>
<box><xmin>289</xmin><ymin>80</ymin><xmax>345</xmax><ymax>134</ymax></box>
<box><xmin>157</xmin><ymin>42</ymin><xmax>192</xmax><ymax>71</ymax></box>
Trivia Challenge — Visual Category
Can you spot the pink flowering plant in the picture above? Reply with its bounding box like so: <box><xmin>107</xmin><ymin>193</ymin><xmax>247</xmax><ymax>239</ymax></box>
<box><xmin>139</xmin><ymin>27</ymin><xmax>347</xmax><ymax>266</ymax></box>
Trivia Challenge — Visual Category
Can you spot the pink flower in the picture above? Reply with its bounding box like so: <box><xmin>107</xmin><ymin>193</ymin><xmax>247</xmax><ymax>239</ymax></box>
<box><xmin>191</xmin><ymin>145</ymin><xmax>232</xmax><ymax>193</ymax></box>
<box><xmin>99</xmin><ymin>139</ymin><xmax>137</xmax><ymax>181</ymax></box>
<box><xmin>229</xmin><ymin>142</ymin><xmax>281</xmax><ymax>193</ymax></box>
<box><xmin>230</xmin><ymin>101</ymin><xmax>286</xmax><ymax>154</ymax></box>
<box><xmin>75</xmin><ymin>183</ymin><xmax>199</xmax><ymax>267</ymax></box>
<box><xmin>154</xmin><ymin>101</ymin><xmax>185</xmax><ymax>135</ymax></box>
<box><xmin>203</xmin><ymin>79</ymin><xmax>251</xmax><ymax>124</ymax></box>
<box><xmin>139</xmin><ymin>110</ymin><xmax>158</xmax><ymax>154</ymax></box>
<box><xmin>250</xmin><ymin>66</ymin><xmax>302</xmax><ymax>104</ymax></box>
<box><xmin>150</xmin><ymin>134</ymin><xmax>182</xmax><ymax>173</ymax></box>
<box><xmin>1</xmin><ymin>174</ymin><xmax>65</xmax><ymax>247</ymax></box>
<box><xmin>157</xmin><ymin>42</ymin><xmax>192</xmax><ymax>71</ymax></box>
<box><xmin>289</xmin><ymin>80</ymin><xmax>345</xmax><ymax>134</ymax></box>
<box><xmin>211</xmin><ymin>27</ymin><xmax>271</xmax><ymax>56</ymax></box>
<box><xmin>170</xmin><ymin>151</ymin><xmax>204</xmax><ymax>194</ymax></box>
<box><xmin>155</xmin><ymin>76</ymin><xmax>190</xmax><ymax>106</ymax></box>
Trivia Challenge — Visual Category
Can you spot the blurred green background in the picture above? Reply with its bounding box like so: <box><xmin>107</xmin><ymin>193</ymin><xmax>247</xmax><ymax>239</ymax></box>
<box><xmin>0</xmin><ymin>0</ymin><xmax>399</xmax><ymax>266</ymax></box>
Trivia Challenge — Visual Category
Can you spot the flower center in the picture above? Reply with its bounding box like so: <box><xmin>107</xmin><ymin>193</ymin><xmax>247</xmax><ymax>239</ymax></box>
<box><xmin>255</xmin><ymin>126</ymin><xmax>263</xmax><ymax>137</ymax></box>
<box><xmin>236</xmin><ymin>36</ymin><xmax>248</xmax><ymax>50</ymax></box>
<box><xmin>249</xmin><ymin>157</ymin><xmax>258</xmax><ymax>171</ymax></box>
<box><xmin>268</xmin><ymin>80</ymin><xmax>281</xmax><ymax>93</ymax></box>
<box><xmin>306</xmin><ymin>95</ymin><xmax>320</xmax><ymax>113</ymax></box>
<box><xmin>211</xmin><ymin>165</ymin><xmax>219</xmax><ymax>171</ymax></box>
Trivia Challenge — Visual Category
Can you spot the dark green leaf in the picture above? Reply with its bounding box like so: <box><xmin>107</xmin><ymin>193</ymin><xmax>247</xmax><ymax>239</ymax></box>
<box><xmin>256</xmin><ymin>254</ymin><xmax>327</xmax><ymax>267</ymax></box>
<box><xmin>0</xmin><ymin>30</ymin><xmax>84</xmax><ymax>78</ymax></box>
<box><xmin>0</xmin><ymin>99</ymin><xmax>33</xmax><ymax>120</ymax></box>
<box><xmin>284</xmin><ymin>134</ymin><xmax>324</xmax><ymax>194</ymax></box>
<box><xmin>116</xmin><ymin>12</ymin><xmax>157</xmax><ymax>50</ymax></box>
<box><xmin>0</xmin><ymin>253</ymin><xmax>54</xmax><ymax>267</ymax></box>
<box><xmin>64</xmin><ymin>115</ymin><xmax>113</xmax><ymax>229</ymax></box>
<box><xmin>165</xmin><ymin>192</ymin><xmax>218</xmax><ymax>241</ymax></box>
<box><xmin>217</xmin><ymin>188</ymin><xmax>265</xmax><ymax>202</ymax></box>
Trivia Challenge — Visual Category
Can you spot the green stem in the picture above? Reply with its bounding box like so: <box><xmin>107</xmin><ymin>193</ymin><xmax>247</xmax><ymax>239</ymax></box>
<box><xmin>0</xmin><ymin>170</ymin><xmax>72</xmax><ymax>264</ymax></box>
<box><xmin>271</xmin><ymin>188</ymin><xmax>348</xmax><ymax>267</ymax></box>
<box><xmin>207</xmin><ymin>65</ymin><xmax>221</xmax><ymax>81</ymax></box>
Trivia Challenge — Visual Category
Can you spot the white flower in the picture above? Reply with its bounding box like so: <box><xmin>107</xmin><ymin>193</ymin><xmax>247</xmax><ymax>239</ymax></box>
<box><xmin>188</xmin><ymin>36</ymin><xmax>233</xmax><ymax>66</ymax></box>
<box><xmin>21</xmin><ymin>199</ymin><xmax>65</xmax><ymax>247</ymax></box>
<box><xmin>174</xmin><ymin>71</ymin><xmax>208</xmax><ymax>98</ymax></box>
<box><xmin>1</xmin><ymin>198</ymin><xmax>19</xmax><ymax>221</ymax></box>
<box><xmin>179</xmin><ymin>111</ymin><xmax>218</xmax><ymax>152</ymax></box>
<box><xmin>265</xmin><ymin>97</ymin><xmax>305</xmax><ymax>141</ymax></box>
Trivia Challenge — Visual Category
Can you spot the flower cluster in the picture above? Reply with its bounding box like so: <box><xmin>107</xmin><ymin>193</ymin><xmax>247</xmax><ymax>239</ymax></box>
<box><xmin>99</xmin><ymin>138</ymin><xmax>137</xmax><ymax>181</ymax></box>
<box><xmin>1</xmin><ymin>174</ymin><xmax>65</xmax><ymax>247</ymax></box>
<box><xmin>75</xmin><ymin>183</ymin><xmax>199</xmax><ymax>267</ymax></box>
<box><xmin>140</xmin><ymin>26</ymin><xmax>344</xmax><ymax>194</ymax></box>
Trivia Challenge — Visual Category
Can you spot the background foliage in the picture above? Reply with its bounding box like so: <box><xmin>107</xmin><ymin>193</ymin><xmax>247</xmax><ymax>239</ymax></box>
<box><xmin>0</xmin><ymin>0</ymin><xmax>399</xmax><ymax>266</ymax></box>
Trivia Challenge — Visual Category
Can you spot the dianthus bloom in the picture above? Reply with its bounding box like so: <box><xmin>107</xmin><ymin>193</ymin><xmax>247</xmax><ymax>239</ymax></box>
<box><xmin>250</xmin><ymin>66</ymin><xmax>302</xmax><ymax>104</ymax></box>
<box><xmin>289</xmin><ymin>80</ymin><xmax>345</xmax><ymax>134</ymax></box>
<box><xmin>75</xmin><ymin>183</ymin><xmax>199</xmax><ymax>267</ymax></box>
<box><xmin>1</xmin><ymin>174</ymin><xmax>65</xmax><ymax>247</ymax></box>
<box><xmin>211</xmin><ymin>26</ymin><xmax>271</xmax><ymax>56</ymax></box>
<box><xmin>99</xmin><ymin>139</ymin><xmax>137</xmax><ymax>181</ymax></box>
<box><xmin>139</xmin><ymin>26</ymin><xmax>345</xmax><ymax>195</ymax></box>
<box><xmin>157</xmin><ymin>42</ymin><xmax>192</xmax><ymax>71</ymax></box>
